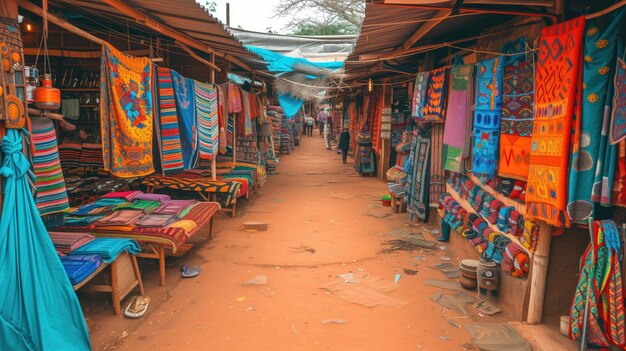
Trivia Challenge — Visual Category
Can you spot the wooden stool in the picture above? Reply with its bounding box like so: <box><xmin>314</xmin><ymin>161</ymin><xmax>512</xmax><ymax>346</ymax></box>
<box><xmin>74</xmin><ymin>251</ymin><xmax>144</xmax><ymax>315</ymax></box>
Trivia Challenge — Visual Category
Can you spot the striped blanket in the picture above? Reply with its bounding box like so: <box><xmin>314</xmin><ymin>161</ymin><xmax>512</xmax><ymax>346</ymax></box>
<box><xmin>156</xmin><ymin>67</ymin><xmax>184</xmax><ymax>175</ymax></box>
<box><xmin>194</xmin><ymin>81</ymin><xmax>219</xmax><ymax>160</ymax></box>
<box><xmin>30</xmin><ymin>117</ymin><xmax>70</xmax><ymax>216</ymax></box>
<box><xmin>141</xmin><ymin>175</ymin><xmax>242</xmax><ymax>207</ymax></box>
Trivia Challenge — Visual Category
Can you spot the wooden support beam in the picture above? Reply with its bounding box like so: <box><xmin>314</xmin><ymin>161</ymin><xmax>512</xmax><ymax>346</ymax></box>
<box><xmin>526</xmin><ymin>223</ymin><xmax>553</xmax><ymax>324</ymax></box>
<box><xmin>399</xmin><ymin>10</ymin><xmax>451</xmax><ymax>51</ymax></box>
<box><xmin>23</xmin><ymin>48</ymin><xmax>151</xmax><ymax>58</ymax></box>
<box><xmin>100</xmin><ymin>0</ymin><xmax>253</xmax><ymax>73</ymax></box>
<box><xmin>19</xmin><ymin>0</ymin><xmax>104</xmax><ymax>45</ymax></box>
<box><xmin>176</xmin><ymin>41</ymin><xmax>221</xmax><ymax>72</ymax></box>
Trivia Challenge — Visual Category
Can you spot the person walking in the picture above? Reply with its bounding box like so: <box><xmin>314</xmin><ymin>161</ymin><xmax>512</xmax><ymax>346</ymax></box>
<box><xmin>324</xmin><ymin>117</ymin><xmax>334</xmax><ymax>150</ymax></box>
<box><xmin>338</xmin><ymin>127</ymin><xmax>350</xmax><ymax>164</ymax></box>
<box><xmin>305</xmin><ymin>115</ymin><xmax>314</xmax><ymax>136</ymax></box>
<box><xmin>317</xmin><ymin>108</ymin><xmax>327</xmax><ymax>136</ymax></box>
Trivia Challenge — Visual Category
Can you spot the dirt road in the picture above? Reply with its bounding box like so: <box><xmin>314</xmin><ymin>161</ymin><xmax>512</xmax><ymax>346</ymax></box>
<box><xmin>110</xmin><ymin>135</ymin><xmax>476</xmax><ymax>350</ymax></box>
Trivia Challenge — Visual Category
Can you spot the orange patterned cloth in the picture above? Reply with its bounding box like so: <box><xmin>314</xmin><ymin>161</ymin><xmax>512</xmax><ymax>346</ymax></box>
<box><xmin>525</xmin><ymin>16</ymin><xmax>585</xmax><ymax>227</ymax></box>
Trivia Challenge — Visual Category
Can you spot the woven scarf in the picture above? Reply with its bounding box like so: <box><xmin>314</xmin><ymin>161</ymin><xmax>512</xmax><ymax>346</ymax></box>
<box><xmin>228</xmin><ymin>83</ymin><xmax>242</xmax><ymax>114</ymax></box>
<box><xmin>472</xmin><ymin>57</ymin><xmax>503</xmax><ymax>179</ymax></box>
<box><xmin>422</xmin><ymin>67</ymin><xmax>448</xmax><ymax>121</ymax></box>
<box><xmin>217</xmin><ymin>84</ymin><xmax>228</xmax><ymax>154</ymax></box>
<box><xmin>369</xmin><ymin>90</ymin><xmax>383</xmax><ymax>153</ymax></box>
<box><xmin>568</xmin><ymin>10</ymin><xmax>624</xmax><ymax>221</ymax></box>
<box><xmin>100</xmin><ymin>42</ymin><xmax>154</xmax><ymax>177</ymax></box>
<box><xmin>170</xmin><ymin>70</ymin><xmax>198</xmax><ymax>170</ymax></box>
<box><xmin>443</xmin><ymin>58</ymin><xmax>474</xmax><ymax>173</ymax></box>
<box><xmin>407</xmin><ymin>124</ymin><xmax>431</xmax><ymax>222</ymax></box>
<box><xmin>155</xmin><ymin>67</ymin><xmax>184</xmax><ymax>175</ymax></box>
<box><xmin>526</xmin><ymin>16</ymin><xmax>585</xmax><ymax>227</ymax></box>
<box><xmin>498</xmin><ymin>39</ymin><xmax>535</xmax><ymax>181</ymax></box>
<box><xmin>30</xmin><ymin>117</ymin><xmax>70</xmax><ymax>216</ymax></box>
<box><xmin>194</xmin><ymin>81</ymin><xmax>219</xmax><ymax>160</ymax></box>
<box><xmin>411</xmin><ymin>71</ymin><xmax>430</xmax><ymax>118</ymax></box>
<box><xmin>241</xmin><ymin>91</ymin><xmax>253</xmax><ymax>137</ymax></box>
<box><xmin>429</xmin><ymin>123</ymin><xmax>445</xmax><ymax>205</ymax></box>
<box><xmin>610</xmin><ymin>56</ymin><xmax>626</xmax><ymax>144</ymax></box>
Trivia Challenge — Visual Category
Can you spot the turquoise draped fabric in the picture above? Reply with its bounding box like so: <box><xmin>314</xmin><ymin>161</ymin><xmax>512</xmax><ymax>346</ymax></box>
<box><xmin>0</xmin><ymin>129</ymin><xmax>91</xmax><ymax>350</ymax></box>
<box><xmin>568</xmin><ymin>9</ymin><xmax>625</xmax><ymax>221</ymax></box>
<box><xmin>171</xmin><ymin>69</ymin><xmax>198</xmax><ymax>170</ymax></box>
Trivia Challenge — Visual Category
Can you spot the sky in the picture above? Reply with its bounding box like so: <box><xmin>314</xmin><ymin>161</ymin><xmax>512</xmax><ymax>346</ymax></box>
<box><xmin>209</xmin><ymin>0</ymin><xmax>293</xmax><ymax>34</ymax></box>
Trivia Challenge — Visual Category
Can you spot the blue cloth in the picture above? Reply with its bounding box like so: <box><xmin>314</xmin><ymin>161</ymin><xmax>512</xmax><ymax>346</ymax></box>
<box><xmin>171</xmin><ymin>69</ymin><xmax>198</xmax><ymax>169</ymax></box>
<box><xmin>0</xmin><ymin>129</ymin><xmax>91</xmax><ymax>350</ymax></box>
<box><xmin>70</xmin><ymin>238</ymin><xmax>141</xmax><ymax>263</ymax></box>
<box><xmin>277</xmin><ymin>93</ymin><xmax>305</xmax><ymax>118</ymax></box>
<box><xmin>60</xmin><ymin>255</ymin><xmax>102</xmax><ymax>285</ymax></box>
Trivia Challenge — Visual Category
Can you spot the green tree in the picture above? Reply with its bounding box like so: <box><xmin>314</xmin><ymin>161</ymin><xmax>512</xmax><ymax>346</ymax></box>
<box><xmin>275</xmin><ymin>0</ymin><xmax>365</xmax><ymax>35</ymax></box>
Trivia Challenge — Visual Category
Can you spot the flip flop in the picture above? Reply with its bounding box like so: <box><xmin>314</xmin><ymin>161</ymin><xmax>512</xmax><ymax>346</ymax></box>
<box><xmin>181</xmin><ymin>265</ymin><xmax>201</xmax><ymax>278</ymax></box>
<box><xmin>124</xmin><ymin>295</ymin><xmax>150</xmax><ymax>319</ymax></box>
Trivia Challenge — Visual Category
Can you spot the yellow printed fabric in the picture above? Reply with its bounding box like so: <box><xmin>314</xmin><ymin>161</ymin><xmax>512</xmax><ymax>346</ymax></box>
<box><xmin>100</xmin><ymin>42</ymin><xmax>154</xmax><ymax>177</ymax></box>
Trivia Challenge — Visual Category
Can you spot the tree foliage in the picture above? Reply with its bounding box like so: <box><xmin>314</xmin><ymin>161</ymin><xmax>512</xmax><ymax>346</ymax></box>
<box><xmin>274</xmin><ymin>0</ymin><xmax>365</xmax><ymax>35</ymax></box>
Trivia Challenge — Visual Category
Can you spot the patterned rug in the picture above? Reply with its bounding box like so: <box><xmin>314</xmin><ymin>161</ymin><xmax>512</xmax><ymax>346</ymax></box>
<box><xmin>443</xmin><ymin>59</ymin><xmax>474</xmax><ymax>173</ymax></box>
<box><xmin>421</xmin><ymin>67</ymin><xmax>448</xmax><ymax>122</ymax></box>
<box><xmin>472</xmin><ymin>57</ymin><xmax>503</xmax><ymax>179</ymax></box>
<box><xmin>526</xmin><ymin>16</ymin><xmax>585</xmax><ymax>227</ymax></box>
<box><xmin>156</xmin><ymin>67</ymin><xmax>184</xmax><ymax>175</ymax></box>
<box><xmin>407</xmin><ymin>124</ymin><xmax>431</xmax><ymax>222</ymax></box>
<box><xmin>100</xmin><ymin>42</ymin><xmax>154</xmax><ymax>177</ymax></box>
<box><xmin>411</xmin><ymin>71</ymin><xmax>430</xmax><ymax>119</ymax></box>
<box><xmin>194</xmin><ymin>81</ymin><xmax>219</xmax><ymax>160</ymax></box>
<box><xmin>30</xmin><ymin>117</ymin><xmax>70</xmax><ymax>216</ymax></box>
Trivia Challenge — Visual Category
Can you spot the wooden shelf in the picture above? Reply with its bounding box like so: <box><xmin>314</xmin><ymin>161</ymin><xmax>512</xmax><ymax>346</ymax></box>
<box><xmin>445</xmin><ymin>182</ymin><xmax>532</xmax><ymax>257</ymax></box>
<box><xmin>80</xmin><ymin>104</ymin><xmax>99</xmax><ymax>108</ymax></box>
<box><xmin>467</xmin><ymin>173</ymin><xmax>526</xmax><ymax>214</ymax></box>
<box><xmin>59</xmin><ymin>88</ymin><xmax>100</xmax><ymax>92</ymax></box>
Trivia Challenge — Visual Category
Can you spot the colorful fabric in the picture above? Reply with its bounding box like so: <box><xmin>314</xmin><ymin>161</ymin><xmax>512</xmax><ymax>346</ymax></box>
<box><xmin>411</xmin><ymin>71</ymin><xmax>430</xmax><ymax>118</ymax></box>
<box><xmin>407</xmin><ymin>125</ymin><xmax>431</xmax><ymax>222</ymax></box>
<box><xmin>194</xmin><ymin>81</ymin><xmax>219</xmax><ymax>160</ymax></box>
<box><xmin>526</xmin><ymin>16</ymin><xmax>585</xmax><ymax>227</ymax></box>
<box><xmin>95</xmin><ymin>210</ymin><xmax>144</xmax><ymax>226</ymax></box>
<box><xmin>430</xmin><ymin>124</ymin><xmax>445</xmax><ymax>205</ymax></box>
<box><xmin>49</xmin><ymin>232</ymin><xmax>95</xmax><ymax>255</ymax></box>
<box><xmin>59</xmin><ymin>255</ymin><xmax>101</xmax><ymax>285</ymax></box>
<box><xmin>241</xmin><ymin>90</ymin><xmax>253</xmax><ymax>137</ymax></box>
<box><xmin>228</xmin><ymin>83</ymin><xmax>242</xmax><ymax>113</ymax></box>
<box><xmin>170</xmin><ymin>69</ymin><xmax>198</xmax><ymax>169</ymax></box>
<box><xmin>30</xmin><ymin>117</ymin><xmax>70</xmax><ymax>216</ymax></box>
<box><xmin>155</xmin><ymin>67</ymin><xmax>184</xmax><ymax>175</ymax></box>
<box><xmin>498</xmin><ymin>39</ymin><xmax>535</xmax><ymax>180</ymax></box>
<box><xmin>100</xmin><ymin>42</ymin><xmax>154</xmax><ymax>178</ymax></box>
<box><xmin>472</xmin><ymin>57</ymin><xmax>503</xmax><ymax>179</ymax></box>
<box><xmin>443</xmin><ymin>60</ymin><xmax>474</xmax><ymax>173</ymax></box>
<box><xmin>421</xmin><ymin>67</ymin><xmax>448</xmax><ymax>121</ymax></box>
<box><xmin>115</xmin><ymin>200</ymin><xmax>161</xmax><ymax>213</ymax></box>
<box><xmin>610</xmin><ymin>56</ymin><xmax>626</xmax><ymax>145</ymax></box>
<box><xmin>612</xmin><ymin>140</ymin><xmax>626</xmax><ymax>207</ymax></box>
<box><xmin>568</xmin><ymin>11</ymin><xmax>624</xmax><ymax>221</ymax></box>
<box><xmin>142</xmin><ymin>175</ymin><xmax>242</xmax><ymax>207</ymax></box>
<box><xmin>70</xmin><ymin>238</ymin><xmax>141</xmax><ymax>263</ymax></box>
<box><xmin>217</xmin><ymin>84</ymin><xmax>228</xmax><ymax>154</ymax></box>
<box><xmin>135</xmin><ymin>214</ymin><xmax>179</xmax><ymax>228</ymax></box>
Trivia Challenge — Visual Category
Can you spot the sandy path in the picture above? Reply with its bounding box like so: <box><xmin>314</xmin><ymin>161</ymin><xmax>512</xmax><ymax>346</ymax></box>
<box><xmin>115</xmin><ymin>135</ymin><xmax>474</xmax><ymax>351</ymax></box>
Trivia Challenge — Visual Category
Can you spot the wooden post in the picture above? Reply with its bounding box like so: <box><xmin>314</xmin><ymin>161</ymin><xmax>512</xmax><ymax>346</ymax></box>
<box><xmin>232</xmin><ymin>113</ymin><xmax>237</xmax><ymax>163</ymax></box>
<box><xmin>526</xmin><ymin>223</ymin><xmax>553</xmax><ymax>324</ymax></box>
<box><xmin>210</xmin><ymin>53</ymin><xmax>215</xmax><ymax>84</ymax></box>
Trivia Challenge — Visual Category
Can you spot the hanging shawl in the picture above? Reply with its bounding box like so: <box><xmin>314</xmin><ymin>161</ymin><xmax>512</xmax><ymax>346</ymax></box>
<box><xmin>228</xmin><ymin>83</ymin><xmax>242</xmax><ymax>114</ymax></box>
<box><xmin>430</xmin><ymin>124</ymin><xmax>445</xmax><ymax>205</ymax></box>
<box><xmin>422</xmin><ymin>67</ymin><xmax>449</xmax><ymax>121</ymax></box>
<box><xmin>241</xmin><ymin>91</ymin><xmax>253</xmax><ymax>137</ymax></box>
<box><xmin>30</xmin><ymin>117</ymin><xmax>70</xmax><ymax>216</ymax></box>
<box><xmin>100</xmin><ymin>42</ymin><xmax>154</xmax><ymax>178</ymax></box>
<box><xmin>610</xmin><ymin>54</ymin><xmax>626</xmax><ymax>144</ymax></box>
<box><xmin>613</xmin><ymin>140</ymin><xmax>626</xmax><ymax>207</ymax></box>
<box><xmin>155</xmin><ymin>67</ymin><xmax>184</xmax><ymax>175</ymax></box>
<box><xmin>407</xmin><ymin>124</ymin><xmax>431</xmax><ymax>222</ymax></box>
<box><xmin>217</xmin><ymin>84</ymin><xmax>228</xmax><ymax>154</ymax></box>
<box><xmin>411</xmin><ymin>71</ymin><xmax>430</xmax><ymax>119</ymax></box>
<box><xmin>194</xmin><ymin>81</ymin><xmax>219</xmax><ymax>160</ymax></box>
<box><xmin>472</xmin><ymin>57</ymin><xmax>503</xmax><ymax>180</ymax></box>
<box><xmin>526</xmin><ymin>16</ymin><xmax>585</xmax><ymax>227</ymax></box>
<box><xmin>569</xmin><ymin>220</ymin><xmax>625</xmax><ymax>346</ymax></box>
<box><xmin>170</xmin><ymin>70</ymin><xmax>198</xmax><ymax>169</ymax></box>
<box><xmin>443</xmin><ymin>57</ymin><xmax>475</xmax><ymax>173</ymax></box>
<box><xmin>369</xmin><ymin>90</ymin><xmax>383</xmax><ymax>153</ymax></box>
<box><xmin>0</xmin><ymin>130</ymin><xmax>91</xmax><ymax>350</ymax></box>
<box><xmin>498</xmin><ymin>39</ymin><xmax>535</xmax><ymax>181</ymax></box>
<box><xmin>568</xmin><ymin>10</ymin><xmax>625</xmax><ymax>221</ymax></box>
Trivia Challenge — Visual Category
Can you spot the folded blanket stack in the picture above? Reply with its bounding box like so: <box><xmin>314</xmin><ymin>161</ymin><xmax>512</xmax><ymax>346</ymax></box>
<box><xmin>70</xmin><ymin>238</ymin><xmax>141</xmax><ymax>263</ymax></box>
<box><xmin>60</xmin><ymin>255</ymin><xmax>102</xmax><ymax>285</ymax></box>
<box><xmin>48</xmin><ymin>232</ymin><xmax>95</xmax><ymax>255</ymax></box>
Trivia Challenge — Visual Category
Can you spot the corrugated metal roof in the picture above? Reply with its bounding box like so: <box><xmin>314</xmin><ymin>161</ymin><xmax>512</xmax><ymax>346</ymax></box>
<box><xmin>48</xmin><ymin>0</ymin><xmax>268</xmax><ymax>74</ymax></box>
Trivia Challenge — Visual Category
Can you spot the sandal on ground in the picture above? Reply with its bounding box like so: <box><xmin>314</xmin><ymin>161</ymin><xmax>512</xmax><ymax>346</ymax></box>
<box><xmin>181</xmin><ymin>265</ymin><xmax>201</xmax><ymax>278</ymax></box>
<box><xmin>124</xmin><ymin>296</ymin><xmax>150</xmax><ymax>319</ymax></box>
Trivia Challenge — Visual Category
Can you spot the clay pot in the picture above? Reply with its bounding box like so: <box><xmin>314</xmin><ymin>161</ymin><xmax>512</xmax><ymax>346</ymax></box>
<box><xmin>460</xmin><ymin>274</ymin><xmax>477</xmax><ymax>290</ymax></box>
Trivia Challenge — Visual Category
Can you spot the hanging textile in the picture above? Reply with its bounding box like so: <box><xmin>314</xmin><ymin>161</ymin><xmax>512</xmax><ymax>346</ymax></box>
<box><xmin>443</xmin><ymin>58</ymin><xmax>475</xmax><ymax>173</ymax></box>
<box><xmin>241</xmin><ymin>91</ymin><xmax>253</xmax><ymax>137</ymax></box>
<box><xmin>100</xmin><ymin>42</ymin><xmax>154</xmax><ymax>178</ymax></box>
<box><xmin>155</xmin><ymin>67</ymin><xmax>184</xmax><ymax>175</ymax></box>
<box><xmin>228</xmin><ymin>83</ymin><xmax>242</xmax><ymax>114</ymax></box>
<box><xmin>498</xmin><ymin>39</ymin><xmax>535</xmax><ymax>181</ymax></box>
<box><xmin>430</xmin><ymin>124</ymin><xmax>445</xmax><ymax>205</ymax></box>
<box><xmin>217</xmin><ymin>84</ymin><xmax>228</xmax><ymax>155</ymax></box>
<box><xmin>526</xmin><ymin>16</ymin><xmax>585</xmax><ymax>227</ymax></box>
<box><xmin>391</xmin><ymin>85</ymin><xmax>410</xmax><ymax>147</ymax></box>
<box><xmin>194</xmin><ymin>81</ymin><xmax>219</xmax><ymax>160</ymax></box>
<box><xmin>30</xmin><ymin>117</ymin><xmax>70</xmax><ymax>216</ymax></box>
<box><xmin>170</xmin><ymin>70</ymin><xmax>198</xmax><ymax>169</ymax></box>
<box><xmin>613</xmin><ymin>140</ymin><xmax>626</xmax><ymax>207</ymax></box>
<box><xmin>422</xmin><ymin>67</ymin><xmax>449</xmax><ymax>122</ymax></box>
<box><xmin>411</xmin><ymin>71</ymin><xmax>430</xmax><ymax>119</ymax></box>
<box><xmin>407</xmin><ymin>124</ymin><xmax>431</xmax><ymax>222</ymax></box>
<box><xmin>369</xmin><ymin>90</ymin><xmax>383</xmax><ymax>154</ymax></box>
<box><xmin>0</xmin><ymin>130</ymin><xmax>91</xmax><ymax>350</ymax></box>
<box><xmin>472</xmin><ymin>57</ymin><xmax>503</xmax><ymax>179</ymax></box>
<box><xmin>569</xmin><ymin>10</ymin><xmax>625</xmax><ymax>221</ymax></box>
<box><xmin>610</xmin><ymin>55</ymin><xmax>626</xmax><ymax>144</ymax></box>
<box><xmin>569</xmin><ymin>220</ymin><xmax>625</xmax><ymax>347</ymax></box>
